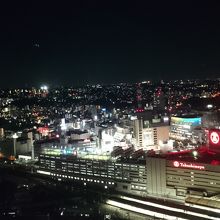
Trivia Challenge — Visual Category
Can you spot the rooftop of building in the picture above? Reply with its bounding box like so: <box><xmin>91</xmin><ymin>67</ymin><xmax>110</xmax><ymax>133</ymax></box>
<box><xmin>171</xmin><ymin>115</ymin><xmax>202</xmax><ymax>119</ymax></box>
<box><xmin>67</xmin><ymin>129</ymin><xmax>89</xmax><ymax>135</ymax></box>
<box><xmin>150</xmin><ymin>146</ymin><xmax>220</xmax><ymax>165</ymax></box>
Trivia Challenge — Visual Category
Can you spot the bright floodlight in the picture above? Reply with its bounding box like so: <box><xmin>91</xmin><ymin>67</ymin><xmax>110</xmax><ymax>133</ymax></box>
<box><xmin>192</xmin><ymin>150</ymin><xmax>198</xmax><ymax>157</ymax></box>
<box><xmin>207</xmin><ymin>104</ymin><xmax>213</xmax><ymax>109</ymax></box>
<box><xmin>12</xmin><ymin>133</ymin><xmax>18</xmax><ymax>139</ymax></box>
<box><xmin>40</xmin><ymin>85</ymin><xmax>48</xmax><ymax>90</ymax></box>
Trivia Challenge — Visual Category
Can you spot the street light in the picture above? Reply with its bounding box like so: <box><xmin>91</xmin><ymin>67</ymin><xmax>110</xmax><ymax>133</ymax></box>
<box><xmin>192</xmin><ymin>150</ymin><xmax>198</xmax><ymax>158</ymax></box>
<box><xmin>12</xmin><ymin>133</ymin><xmax>18</xmax><ymax>158</ymax></box>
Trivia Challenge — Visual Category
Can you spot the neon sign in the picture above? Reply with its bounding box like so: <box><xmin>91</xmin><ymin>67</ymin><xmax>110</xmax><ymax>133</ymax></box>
<box><xmin>173</xmin><ymin>161</ymin><xmax>205</xmax><ymax>170</ymax></box>
<box><xmin>210</xmin><ymin>131</ymin><xmax>220</xmax><ymax>145</ymax></box>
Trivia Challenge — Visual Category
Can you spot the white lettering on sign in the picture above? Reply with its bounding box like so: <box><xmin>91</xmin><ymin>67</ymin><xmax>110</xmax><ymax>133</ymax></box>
<box><xmin>173</xmin><ymin>161</ymin><xmax>205</xmax><ymax>170</ymax></box>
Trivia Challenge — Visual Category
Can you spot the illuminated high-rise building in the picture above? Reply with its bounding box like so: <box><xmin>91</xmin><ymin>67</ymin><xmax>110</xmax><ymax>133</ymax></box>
<box><xmin>133</xmin><ymin>111</ymin><xmax>169</xmax><ymax>150</ymax></box>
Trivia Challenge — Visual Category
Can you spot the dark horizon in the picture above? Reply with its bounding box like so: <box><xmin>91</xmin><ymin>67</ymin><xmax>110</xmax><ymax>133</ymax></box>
<box><xmin>1</xmin><ymin>1</ymin><xmax>220</xmax><ymax>87</ymax></box>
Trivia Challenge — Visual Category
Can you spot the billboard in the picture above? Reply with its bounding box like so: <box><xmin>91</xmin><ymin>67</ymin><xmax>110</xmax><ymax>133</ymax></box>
<box><xmin>209</xmin><ymin>129</ymin><xmax>220</xmax><ymax>152</ymax></box>
<box><xmin>171</xmin><ymin>117</ymin><xmax>201</xmax><ymax>127</ymax></box>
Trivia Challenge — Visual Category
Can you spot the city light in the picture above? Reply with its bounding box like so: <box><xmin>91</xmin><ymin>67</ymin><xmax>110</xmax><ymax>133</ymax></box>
<box><xmin>192</xmin><ymin>150</ymin><xmax>198</xmax><ymax>158</ymax></box>
<box><xmin>207</xmin><ymin>104</ymin><xmax>213</xmax><ymax>109</ymax></box>
<box><xmin>120</xmin><ymin>196</ymin><xmax>220</xmax><ymax>220</ymax></box>
<box><xmin>106</xmin><ymin>199</ymin><xmax>188</xmax><ymax>220</ymax></box>
<box><xmin>40</xmin><ymin>85</ymin><xmax>48</xmax><ymax>90</ymax></box>
<box><xmin>12</xmin><ymin>133</ymin><xmax>18</xmax><ymax>139</ymax></box>
<box><xmin>36</xmin><ymin>170</ymin><xmax>51</xmax><ymax>175</ymax></box>
<box><xmin>2</xmin><ymin>1</ymin><xmax>220</xmax><ymax>218</ymax></box>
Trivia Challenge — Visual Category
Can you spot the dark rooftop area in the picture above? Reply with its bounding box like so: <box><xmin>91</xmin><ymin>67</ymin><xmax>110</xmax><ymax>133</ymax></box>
<box><xmin>153</xmin><ymin>146</ymin><xmax>220</xmax><ymax>166</ymax></box>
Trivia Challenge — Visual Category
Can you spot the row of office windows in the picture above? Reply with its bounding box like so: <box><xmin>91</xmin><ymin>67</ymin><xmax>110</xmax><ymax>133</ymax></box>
<box><xmin>167</xmin><ymin>176</ymin><xmax>220</xmax><ymax>187</ymax></box>
<box><xmin>44</xmin><ymin>164</ymin><xmax>145</xmax><ymax>182</ymax></box>
<box><xmin>39</xmin><ymin>156</ymin><xmax>147</xmax><ymax>183</ymax></box>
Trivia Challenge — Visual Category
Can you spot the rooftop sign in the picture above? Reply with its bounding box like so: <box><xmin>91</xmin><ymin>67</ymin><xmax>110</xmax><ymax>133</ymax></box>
<box><xmin>171</xmin><ymin>117</ymin><xmax>201</xmax><ymax>126</ymax></box>
<box><xmin>210</xmin><ymin>131</ymin><xmax>220</xmax><ymax>145</ymax></box>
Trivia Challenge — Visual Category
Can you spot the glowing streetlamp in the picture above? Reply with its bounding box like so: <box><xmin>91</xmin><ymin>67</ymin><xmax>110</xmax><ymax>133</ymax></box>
<box><xmin>192</xmin><ymin>150</ymin><xmax>198</xmax><ymax>158</ymax></box>
<box><xmin>12</xmin><ymin>133</ymin><xmax>18</xmax><ymax>158</ymax></box>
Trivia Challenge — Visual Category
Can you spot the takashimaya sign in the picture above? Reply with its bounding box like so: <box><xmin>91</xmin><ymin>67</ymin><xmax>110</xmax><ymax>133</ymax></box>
<box><xmin>173</xmin><ymin>161</ymin><xmax>205</xmax><ymax>170</ymax></box>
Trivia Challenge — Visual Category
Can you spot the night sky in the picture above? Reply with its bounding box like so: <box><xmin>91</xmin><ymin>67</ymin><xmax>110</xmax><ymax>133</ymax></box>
<box><xmin>0</xmin><ymin>1</ymin><xmax>220</xmax><ymax>87</ymax></box>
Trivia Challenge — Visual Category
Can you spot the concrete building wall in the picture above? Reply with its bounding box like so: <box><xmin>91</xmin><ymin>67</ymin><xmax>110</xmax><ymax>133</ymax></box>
<box><xmin>37</xmin><ymin>153</ymin><xmax>220</xmax><ymax>201</ymax></box>
<box><xmin>16</xmin><ymin>140</ymin><xmax>32</xmax><ymax>154</ymax></box>
<box><xmin>146</xmin><ymin>157</ymin><xmax>166</xmax><ymax>196</ymax></box>
<box><xmin>156</xmin><ymin>126</ymin><xmax>169</xmax><ymax>145</ymax></box>
<box><xmin>70</xmin><ymin>132</ymin><xmax>90</xmax><ymax>140</ymax></box>
<box><xmin>166</xmin><ymin>160</ymin><xmax>220</xmax><ymax>195</ymax></box>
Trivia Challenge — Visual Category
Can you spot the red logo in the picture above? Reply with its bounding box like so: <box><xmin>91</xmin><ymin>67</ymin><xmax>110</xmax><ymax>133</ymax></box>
<box><xmin>210</xmin><ymin>131</ymin><xmax>220</xmax><ymax>144</ymax></box>
<box><xmin>173</xmin><ymin>161</ymin><xmax>180</xmax><ymax>167</ymax></box>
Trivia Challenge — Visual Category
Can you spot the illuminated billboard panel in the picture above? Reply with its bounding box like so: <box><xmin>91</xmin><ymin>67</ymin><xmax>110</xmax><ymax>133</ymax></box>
<box><xmin>171</xmin><ymin>117</ymin><xmax>201</xmax><ymax>127</ymax></box>
<box><xmin>209</xmin><ymin>129</ymin><xmax>220</xmax><ymax>152</ymax></box>
<box><xmin>170</xmin><ymin>117</ymin><xmax>201</xmax><ymax>140</ymax></box>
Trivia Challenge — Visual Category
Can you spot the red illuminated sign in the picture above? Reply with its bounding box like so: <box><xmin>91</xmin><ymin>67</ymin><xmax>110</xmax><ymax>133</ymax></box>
<box><xmin>173</xmin><ymin>161</ymin><xmax>180</xmax><ymax>167</ymax></box>
<box><xmin>210</xmin><ymin>131</ymin><xmax>220</xmax><ymax>145</ymax></box>
<box><xmin>173</xmin><ymin>161</ymin><xmax>205</xmax><ymax>170</ymax></box>
<box><xmin>37</xmin><ymin>127</ymin><xmax>49</xmax><ymax>135</ymax></box>
<box><xmin>209</xmin><ymin>130</ymin><xmax>220</xmax><ymax>153</ymax></box>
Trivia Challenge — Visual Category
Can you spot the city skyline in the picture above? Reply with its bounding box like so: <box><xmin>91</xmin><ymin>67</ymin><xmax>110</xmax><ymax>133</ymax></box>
<box><xmin>1</xmin><ymin>2</ymin><xmax>220</xmax><ymax>87</ymax></box>
<box><xmin>2</xmin><ymin>2</ymin><xmax>220</xmax><ymax>218</ymax></box>
<box><xmin>0</xmin><ymin>71</ymin><xmax>220</xmax><ymax>218</ymax></box>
